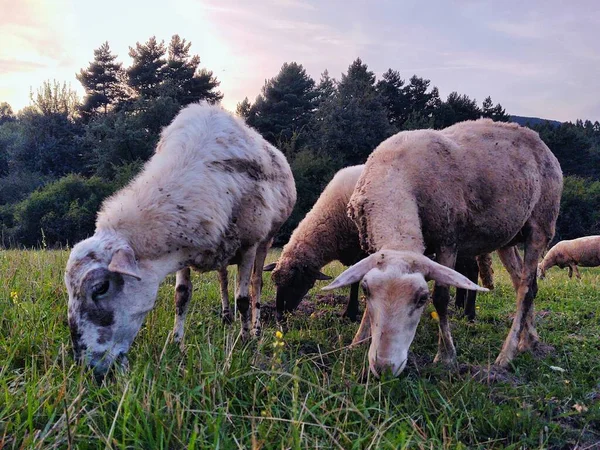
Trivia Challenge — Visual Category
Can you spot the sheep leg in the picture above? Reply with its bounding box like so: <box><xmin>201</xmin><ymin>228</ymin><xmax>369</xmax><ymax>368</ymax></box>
<box><xmin>218</xmin><ymin>268</ymin><xmax>233</xmax><ymax>324</ymax></box>
<box><xmin>496</xmin><ymin>230</ymin><xmax>546</xmax><ymax>367</ymax></box>
<box><xmin>455</xmin><ymin>257</ymin><xmax>479</xmax><ymax>321</ymax></box>
<box><xmin>497</xmin><ymin>246</ymin><xmax>522</xmax><ymax>291</ymax></box>
<box><xmin>574</xmin><ymin>265</ymin><xmax>581</xmax><ymax>279</ymax></box>
<box><xmin>351</xmin><ymin>305</ymin><xmax>371</xmax><ymax>347</ymax></box>
<box><xmin>342</xmin><ymin>282</ymin><xmax>360</xmax><ymax>322</ymax></box>
<box><xmin>432</xmin><ymin>247</ymin><xmax>458</xmax><ymax>367</ymax></box>
<box><xmin>173</xmin><ymin>267</ymin><xmax>192</xmax><ymax>349</ymax></box>
<box><xmin>236</xmin><ymin>244</ymin><xmax>258</xmax><ymax>342</ymax></box>
<box><xmin>567</xmin><ymin>266</ymin><xmax>573</xmax><ymax>278</ymax></box>
<box><xmin>250</xmin><ymin>240</ymin><xmax>270</xmax><ymax>338</ymax></box>
<box><xmin>477</xmin><ymin>253</ymin><xmax>495</xmax><ymax>290</ymax></box>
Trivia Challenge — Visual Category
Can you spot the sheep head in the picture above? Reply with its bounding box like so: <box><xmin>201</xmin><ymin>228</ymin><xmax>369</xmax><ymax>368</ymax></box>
<box><xmin>264</xmin><ymin>261</ymin><xmax>331</xmax><ymax>321</ymax></box>
<box><xmin>323</xmin><ymin>250</ymin><xmax>487</xmax><ymax>377</ymax></box>
<box><xmin>64</xmin><ymin>233</ymin><xmax>160</xmax><ymax>379</ymax></box>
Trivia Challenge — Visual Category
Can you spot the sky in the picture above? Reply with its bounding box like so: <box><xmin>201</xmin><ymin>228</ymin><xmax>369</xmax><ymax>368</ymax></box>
<box><xmin>1</xmin><ymin>0</ymin><xmax>599</xmax><ymax>122</ymax></box>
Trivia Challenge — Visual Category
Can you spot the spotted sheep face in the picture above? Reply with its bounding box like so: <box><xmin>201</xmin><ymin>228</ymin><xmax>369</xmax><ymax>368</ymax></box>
<box><xmin>65</xmin><ymin>235</ymin><xmax>160</xmax><ymax>378</ymax></box>
<box><xmin>323</xmin><ymin>250</ymin><xmax>487</xmax><ymax>377</ymax></box>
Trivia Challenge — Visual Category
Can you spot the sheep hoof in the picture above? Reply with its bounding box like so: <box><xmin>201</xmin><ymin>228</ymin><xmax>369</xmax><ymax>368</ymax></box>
<box><xmin>494</xmin><ymin>353</ymin><xmax>512</xmax><ymax>368</ymax></box>
<box><xmin>251</xmin><ymin>326</ymin><xmax>262</xmax><ymax>338</ymax></box>
<box><xmin>433</xmin><ymin>352</ymin><xmax>457</xmax><ymax>368</ymax></box>
<box><xmin>340</xmin><ymin>310</ymin><xmax>359</xmax><ymax>323</ymax></box>
<box><xmin>221</xmin><ymin>310</ymin><xmax>233</xmax><ymax>325</ymax></box>
<box><xmin>530</xmin><ymin>342</ymin><xmax>555</xmax><ymax>358</ymax></box>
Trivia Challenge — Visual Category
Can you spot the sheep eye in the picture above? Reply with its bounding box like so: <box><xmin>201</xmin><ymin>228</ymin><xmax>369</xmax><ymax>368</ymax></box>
<box><xmin>415</xmin><ymin>292</ymin><xmax>429</xmax><ymax>307</ymax></box>
<box><xmin>92</xmin><ymin>280</ymin><xmax>110</xmax><ymax>300</ymax></box>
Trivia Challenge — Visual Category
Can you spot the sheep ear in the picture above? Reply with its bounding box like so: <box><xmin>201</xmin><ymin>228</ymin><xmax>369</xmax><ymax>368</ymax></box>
<box><xmin>409</xmin><ymin>254</ymin><xmax>487</xmax><ymax>291</ymax></box>
<box><xmin>263</xmin><ymin>262</ymin><xmax>277</xmax><ymax>272</ymax></box>
<box><xmin>322</xmin><ymin>254</ymin><xmax>379</xmax><ymax>290</ymax></box>
<box><xmin>108</xmin><ymin>247</ymin><xmax>142</xmax><ymax>280</ymax></box>
<box><xmin>312</xmin><ymin>269</ymin><xmax>332</xmax><ymax>281</ymax></box>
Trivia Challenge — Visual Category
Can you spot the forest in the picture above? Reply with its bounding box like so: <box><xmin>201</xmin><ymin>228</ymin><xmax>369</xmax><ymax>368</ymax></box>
<box><xmin>1</xmin><ymin>35</ymin><xmax>599</xmax><ymax>248</ymax></box>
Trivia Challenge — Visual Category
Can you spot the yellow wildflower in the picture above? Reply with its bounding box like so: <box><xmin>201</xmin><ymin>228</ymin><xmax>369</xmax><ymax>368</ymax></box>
<box><xmin>430</xmin><ymin>311</ymin><xmax>439</xmax><ymax>321</ymax></box>
<box><xmin>275</xmin><ymin>330</ymin><xmax>284</xmax><ymax>340</ymax></box>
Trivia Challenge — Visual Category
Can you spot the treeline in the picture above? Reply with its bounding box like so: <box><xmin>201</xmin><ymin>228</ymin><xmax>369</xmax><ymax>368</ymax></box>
<box><xmin>0</xmin><ymin>37</ymin><xmax>599</xmax><ymax>248</ymax></box>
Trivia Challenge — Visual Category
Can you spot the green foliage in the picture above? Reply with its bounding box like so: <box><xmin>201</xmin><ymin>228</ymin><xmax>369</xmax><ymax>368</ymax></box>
<box><xmin>162</xmin><ymin>35</ymin><xmax>223</xmax><ymax>105</ymax></box>
<box><xmin>435</xmin><ymin>91</ymin><xmax>481</xmax><ymax>128</ymax></box>
<box><xmin>275</xmin><ymin>149</ymin><xmax>335</xmax><ymax>245</ymax></box>
<box><xmin>245</xmin><ymin>62</ymin><xmax>316</xmax><ymax>147</ymax></box>
<box><xmin>313</xmin><ymin>58</ymin><xmax>393</xmax><ymax>166</ymax></box>
<box><xmin>127</xmin><ymin>36</ymin><xmax>168</xmax><ymax>98</ymax></box>
<box><xmin>0</xmin><ymin>102</ymin><xmax>14</xmax><ymax>125</ymax></box>
<box><xmin>555</xmin><ymin>176</ymin><xmax>600</xmax><ymax>241</ymax></box>
<box><xmin>10</xmin><ymin>105</ymin><xmax>83</xmax><ymax>177</ymax></box>
<box><xmin>8</xmin><ymin>174</ymin><xmax>115</xmax><ymax>247</ymax></box>
<box><xmin>482</xmin><ymin>96</ymin><xmax>509</xmax><ymax>122</ymax></box>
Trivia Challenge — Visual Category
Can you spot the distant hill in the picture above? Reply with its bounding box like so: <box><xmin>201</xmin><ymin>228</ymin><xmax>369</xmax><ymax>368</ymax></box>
<box><xmin>510</xmin><ymin>115</ymin><xmax>563</xmax><ymax>128</ymax></box>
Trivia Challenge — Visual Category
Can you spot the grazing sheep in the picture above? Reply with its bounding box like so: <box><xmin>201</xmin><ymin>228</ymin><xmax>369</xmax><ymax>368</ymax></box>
<box><xmin>538</xmin><ymin>236</ymin><xmax>600</xmax><ymax>279</ymax></box>
<box><xmin>65</xmin><ymin>102</ymin><xmax>296</xmax><ymax>376</ymax></box>
<box><xmin>265</xmin><ymin>165</ymin><xmax>367</xmax><ymax>322</ymax></box>
<box><xmin>324</xmin><ymin>119</ymin><xmax>562</xmax><ymax>377</ymax></box>
<box><xmin>455</xmin><ymin>253</ymin><xmax>495</xmax><ymax>321</ymax></box>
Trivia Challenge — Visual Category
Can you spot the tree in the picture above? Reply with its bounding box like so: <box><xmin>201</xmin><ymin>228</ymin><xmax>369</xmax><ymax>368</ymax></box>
<box><xmin>313</xmin><ymin>58</ymin><xmax>392</xmax><ymax>166</ymax></box>
<box><xmin>482</xmin><ymin>96</ymin><xmax>509</xmax><ymax>122</ymax></box>
<box><xmin>10</xmin><ymin>174</ymin><xmax>115</xmax><ymax>247</ymax></box>
<box><xmin>127</xmin><ymin>37</ymin><xmax>167</xmax><ymax>98</ymax></box>
<box><xmin>246</xmin><ymin>62</ymin><xmax>316</xmax><ymax>146</ymax></box>
<box><xmin>30</xmin><ymin>80</ymin><xmax>79</xmax><ymax>120</ymax></box>
<box><xmin>376</xmin><ymin>69</ymin><xmax>407</xmax><ymax>128</ymax></box>
<box><xmin>162</xmin><ymin>35</ymin><xmax>222</xmax><ymax>105</ymax></box>
<box><xmin>236</xmin><ymin>97</ymin><xmax>252</xmax><ymax>120</ymax></box>
<box><xmin>434</xmin><ymin>91</ymin><xmax>481</xmax><ymax>128</ymax></box>
<box><xmin>0</xmin><ymin>102</ymin><xmax>14</xmax><ymax>125</ymax></box>
<box><xmin>77</xmin><ymin>42</ymin><xmax>126</xmax><ymax>117</ymax></box>
<box><xmin>314</xmin><ymin>70</ymin><xmax>336</xmax><ymax>107</ymax></box>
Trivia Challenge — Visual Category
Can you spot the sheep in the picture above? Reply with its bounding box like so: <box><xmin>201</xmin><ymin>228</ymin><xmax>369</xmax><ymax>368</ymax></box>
<box><xmin>265</xmin><ymin>164</ymin><xmax>494</xmax><ymax>325</ymax></box>
<box><xmin>264</xmin><ymin>165</ymin><xmax>367</xmax><ymax>322</ymax></box>
<box><xmin>538</xmin><ymin>236</ymin><xmax>600</xmax><ymax>279</ymax></box>
<box><xmin>324</xmin><ymin>119</ymin><xmax>562</xmax><ymax>377</ymax></box>
<box><xmin>64</xmin><ymin>102</ymin><xmax>296</xmax><ymax>377</ymax></box>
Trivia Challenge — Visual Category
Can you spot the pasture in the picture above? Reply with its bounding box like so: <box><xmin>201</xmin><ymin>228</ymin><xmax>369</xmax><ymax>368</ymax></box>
<box><xmin>0</xmin><ymin>249</ymin><xmax>599</xmax><ymax>449</ymax></box>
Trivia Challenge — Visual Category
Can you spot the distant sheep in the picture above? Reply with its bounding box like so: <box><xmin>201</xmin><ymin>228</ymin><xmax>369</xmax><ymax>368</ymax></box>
<box><xmin>265</xmin><ymin>165</ymin><xmax>366</xmax><ymax>322</ymax></box>
<box><xmin>538</xmin><ymin>236</ymin><xmax>600</xmax><ymax>279</ymax></box>
<box><xmin>65</xmin><ymin>102</ymin><xmax>296</xmax><ymax>377</ymax></box>
<box><xmin>324</xmin><ymin>119</ymin><xmax>562</xmax><ymax>377</ymax></box>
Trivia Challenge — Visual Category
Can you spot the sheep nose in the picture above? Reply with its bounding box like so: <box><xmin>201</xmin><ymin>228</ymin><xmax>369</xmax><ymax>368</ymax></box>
<box><xmin>371</xmin><ymin>360</ymin><xmax>396</xmax><ymax>378</ymax></box>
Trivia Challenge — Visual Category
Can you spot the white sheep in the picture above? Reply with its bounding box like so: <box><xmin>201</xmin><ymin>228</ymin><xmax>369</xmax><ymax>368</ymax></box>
<box><xmin>264</xmin><ymin>165</ymin><xmax>367</xmax><ymax>322</ymax></box>
<box><xmin>538</xmin><ymin>236</ymin><xmax>600</xmax><ymax>279</ymax></box>
<box><xmin>324</xmin><ymin>119</ymin><xmax>562</xmax><ymax>377</ymax></box>
<box><xmin>65</xmin><ymin>102</ymin><xmax>296</xmax><ymax>376</ymax></box>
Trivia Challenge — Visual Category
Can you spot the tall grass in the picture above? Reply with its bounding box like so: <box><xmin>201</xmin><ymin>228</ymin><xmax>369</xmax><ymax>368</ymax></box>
<box><xmin>0</xmin><ymin>250</ymin><xmax>598</xmax><ymax>448</ymax></box>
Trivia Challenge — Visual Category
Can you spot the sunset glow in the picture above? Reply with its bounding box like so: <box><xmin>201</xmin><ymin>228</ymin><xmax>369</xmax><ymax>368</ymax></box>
<box><xmin>1</xmin><ymin>0</ymin><xmax>599</xmax><ymax>120</ymax></box>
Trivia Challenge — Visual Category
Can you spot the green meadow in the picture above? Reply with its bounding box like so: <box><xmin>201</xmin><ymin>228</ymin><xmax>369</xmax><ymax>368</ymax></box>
<box><xmin>0</xmin><ymin>249</ymin><xmax>598</xmax><ymax>449</ymax></box>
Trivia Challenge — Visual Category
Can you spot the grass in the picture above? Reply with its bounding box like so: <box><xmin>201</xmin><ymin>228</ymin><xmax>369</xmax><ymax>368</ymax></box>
<box><xmin>0</xmin><ymin>249</ymin><xmax>599</xmax><ymax>449</ymax></box>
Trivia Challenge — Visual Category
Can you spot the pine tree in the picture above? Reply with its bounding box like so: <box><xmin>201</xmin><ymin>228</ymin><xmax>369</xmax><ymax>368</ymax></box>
<box><xmin>236</xmin><ymin>97</ymin><xmax>252</xmax><ymax>120</ymax></box>
<box><xmin>77</xmin><ymin>42</ymin><xmax>126</xmax><ymax>117</ymax></box>
<box><xmin>314</xmin><ymin>70</ymin><xmax>336</xmax><ymax>107</ymax></box>
<box><xmin>246</xmin><ymin>62</ymin><xmax>316</xmax><ymax>146</ymax></box>
<box><xmin>127</xmin><ymin>37</ymin><xmax>167</xmax><ymax>98</ymax></box>
<box><xmin>376</xmin><ymin>69</ymin><xmax>407</xmax><ymax>127</ymax></box>
<box><xmin>162</xmin><ymin>35</ymin><xmax>222</xmax><ymax>105</ymax></box>
<box><xmin>314</xmin><ymin>58</ymin><xmax>392</xmax><ymax>166</ymax></box>
<box><xmin>481</xmin><ymin>96</ymin><xmax>509</xmax><ymax>122</ymax></box>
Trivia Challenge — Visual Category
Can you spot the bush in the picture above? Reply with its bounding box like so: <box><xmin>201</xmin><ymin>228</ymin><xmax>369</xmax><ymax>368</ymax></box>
<box><xmin>8</xmin><ymin>174</ymin><xmax>115</xmax><ymax>248</ymax></box>
<box><xmin>555</xmin><ymin>176</ymin><xmax>600</xmax><ymax>242</ymax></box>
